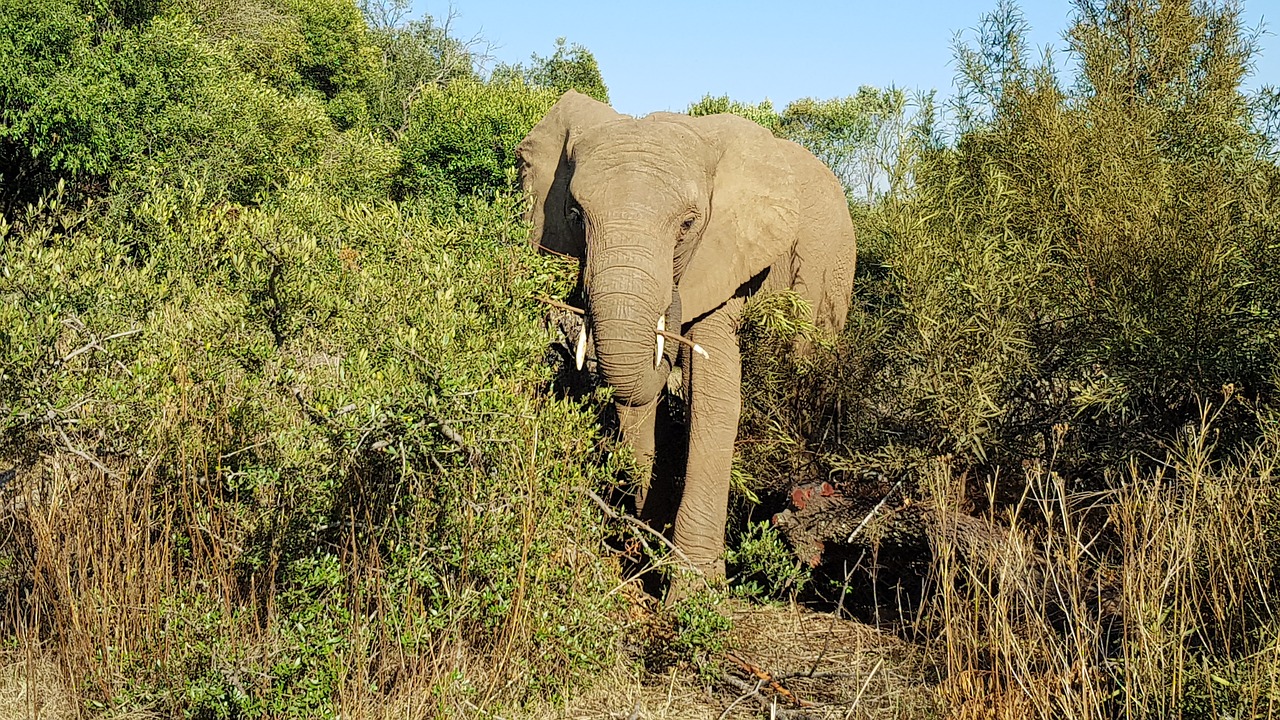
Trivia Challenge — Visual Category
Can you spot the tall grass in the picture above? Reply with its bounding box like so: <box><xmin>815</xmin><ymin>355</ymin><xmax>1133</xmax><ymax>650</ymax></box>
<box><xmin>920</xmin><ymin>396</ymin><xmax>1280</xmax><ymax>718</ymax></box>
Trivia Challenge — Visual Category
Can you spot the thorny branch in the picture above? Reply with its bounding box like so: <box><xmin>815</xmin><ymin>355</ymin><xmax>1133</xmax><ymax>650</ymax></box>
<box><xmin>534</xmin><ymin>295</ymin><xmax>583</xmax><ymax>315</ymax></box>
<box><xmin>726</xmin><ymin>652</ymin><xmax>815</xmax><ymax>710</ymax></box>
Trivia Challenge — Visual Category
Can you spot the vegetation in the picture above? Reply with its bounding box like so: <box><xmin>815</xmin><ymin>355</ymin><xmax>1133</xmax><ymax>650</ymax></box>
<box><xmin>2</xmin><ymin>0</ymin><xmax>1279</xmax><ymax>717</ymax></box>
<box><xmin>734</xmin><ymin>0</ymin><xmax>1280</xmax><ymax>716</ymax></box>
<box><xmin>493</xmin><ymin>36</ymin><xmax>611</xmax><ymax>104</ymax></box>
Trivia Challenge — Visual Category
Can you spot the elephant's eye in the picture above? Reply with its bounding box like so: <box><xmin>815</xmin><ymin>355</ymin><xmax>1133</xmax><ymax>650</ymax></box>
<box><xmin>680</xmin><ymin>216</ymin><xmax>696</xmax><ymax>233</ymax></box>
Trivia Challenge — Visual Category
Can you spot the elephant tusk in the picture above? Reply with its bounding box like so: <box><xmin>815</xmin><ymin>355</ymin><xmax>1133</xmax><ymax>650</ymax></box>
<box><xmin>655</xmin><ymin>315</ymin><xmax>665</xmax><ymax>370</ymax></box>
<box><xmin>575</xmin><ymin>323</ymin><xmax>589</xmax><ymax>370</ymax></box>
<box><xmin>655</xmin><ymin>330</ymin><xmax>710</xmax><ymax>360</ymax></box>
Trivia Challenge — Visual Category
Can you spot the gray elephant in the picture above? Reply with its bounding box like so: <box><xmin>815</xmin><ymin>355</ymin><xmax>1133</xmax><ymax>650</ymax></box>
<box><xmin>518</xmin><ymin>90</ymin><xmax>856</xmax><ymax>582</ymax></box>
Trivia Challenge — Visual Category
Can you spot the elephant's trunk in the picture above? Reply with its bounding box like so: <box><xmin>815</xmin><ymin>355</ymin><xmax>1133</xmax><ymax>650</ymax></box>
<box><xmin>586</xmin><ymin>232</ymin><xmax>679</xmax><ymax>407</ymax></box>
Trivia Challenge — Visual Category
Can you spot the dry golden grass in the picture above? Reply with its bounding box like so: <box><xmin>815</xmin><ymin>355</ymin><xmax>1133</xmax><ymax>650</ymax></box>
<box><xmin>12</xmin><ymin>402</ymin><xmax>1280</xmax><ymax>720</ymax></box>
<box><xmin>539</xmin><ymin>600</ymin><xmax>932</xmax><ymax>720</ymax></box>
<box><xmin>918</xmin><ymin>402</ymin><xmax>1280</xmax><ymax>719</ymax></box>
<box><xmin>0</xmin><ymin>658</ymin><xmax>77</xmax><ymax>720</ymax></box>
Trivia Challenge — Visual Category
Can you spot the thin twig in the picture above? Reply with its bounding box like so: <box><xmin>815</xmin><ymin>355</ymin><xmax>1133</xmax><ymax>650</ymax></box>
<box><xmin>846</xmin><ymin>480</ymin><xmax>904</xmax><ymax>543</ymax></box>
<box><xmin>533</xmin><ymin>296</ymin><xmax>709</xmax><ymax>358</ymax></box>
<box><xmin>718</xmin><ymin>677</ymin><xmax>766</xmax><ymax>720</ymax></box>
<box><xmin>726</xmin><ymin>652</ymin><xmax>815</xmax><ymax>709</ymax></box>
<box><xmin>460</xmin><ymin>699</ymin><xmax>510</xmax><ymax>720</ymax></box>
<box><xmin>534</xmin><ymin>244</ymin><xmax>581</xmax><ymax>262</ymax></box>
<box><xmin>721</xmin><ymin>675</ymin><xmax>793</xmax><ymax>720</ymax></box>
<box><xmin>534</xmin><ymin>295</ymin><xmax>584</xmax><ymax>315</ymax></box>
<box><xmin>55</xmin><ymin>427</ymin><xmax>120</xmax><ymax>479</ymax></box>
<box><xmin>577</xmin><ymin>487</ymin><xmax>706</xmax><ymax>580</ymax></box>
<box><xmin>849</xmin><ymin>657</ymin><xmax>884</xmax><ymax>711</ymax></box>
<box><xmin>60</xmin><ymin>327</ymin><xmax>142</xmax><ymax>364</ymax></box>
<box><xmin>658</xmin><ymin>330</ymin><xmax>710</xmax><ymax>359</ymax></box>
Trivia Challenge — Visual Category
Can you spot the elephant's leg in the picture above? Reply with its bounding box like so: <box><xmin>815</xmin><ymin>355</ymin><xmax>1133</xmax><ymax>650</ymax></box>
<box><xmin>615</xmin><ymin>398</ymin><xmax>659</xmax><ymax>514</ymax></box>
<box><xmin>673</xmin><ymin>296</ymin><xmax>745</xmax><ymax>581</ymax></box>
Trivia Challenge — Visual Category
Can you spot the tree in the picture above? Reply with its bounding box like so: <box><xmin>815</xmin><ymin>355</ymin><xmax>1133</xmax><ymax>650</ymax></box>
<box><xmin>395</xmin><ymin>79</ymin><xmax>557</xmax><ymax>203</ymax></box>
<box><xmin>778</xmin><ymin>88</ymin><xmax>907</xmax><ymax>201</ymax></box>
<box><xmin>497</xmin><ymin>37</ymin><xmax>609</xmax><ymax>103</ymax></box>
<box><xmin>687</xmin><ymin>94</ymin><xmax>782</xmax><ymax>135</ymax></box>
<box><xmin>360</xmin><ymin>3</ymin><xmax>484</xmax><ymax>138</ymax></box>
<box><xmin>687</xmin><ymin>88</ymin><xmax>910</xmax><ymax>201</ymax></box>
<box><xmin>857</xmin><ymin>0</ymin><xmax>1280</xmax><ymax>472</ymax></box>
<box><xmin>0</xmin><ymin>0</ymin><xmax>331</xmax><ymax>205</ymax></box>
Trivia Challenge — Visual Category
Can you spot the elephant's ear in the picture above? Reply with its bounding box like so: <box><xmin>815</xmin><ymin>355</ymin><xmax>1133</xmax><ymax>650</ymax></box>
<box><xmin>517</xmin><ymin>90</ymin><xmax>623</xmax><ymax>258</ymax></box>
<box><xmin>675</xmin><ymin>115</ymin><xmax>801</xmax><ymax>323</ymax></box>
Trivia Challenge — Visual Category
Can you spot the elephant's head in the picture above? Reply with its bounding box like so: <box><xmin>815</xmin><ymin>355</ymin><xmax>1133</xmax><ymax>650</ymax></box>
<box><xmin>518</xmin><ymin>91</ymin><xmax>801</xmax><ymax>407</ymax></box>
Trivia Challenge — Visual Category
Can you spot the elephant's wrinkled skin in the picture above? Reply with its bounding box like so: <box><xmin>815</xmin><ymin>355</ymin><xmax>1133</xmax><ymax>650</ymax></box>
<box><xmin>518</xmin><ymin>90</ymin><xmax>856</xmax><ymax>583</ymax></box>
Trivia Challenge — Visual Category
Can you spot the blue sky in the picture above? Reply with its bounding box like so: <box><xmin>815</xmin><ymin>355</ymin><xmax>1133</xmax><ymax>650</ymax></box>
<box><xmin>412</xmin><ymin>1</ymin><xmax>1278</xmax><ymax>117</ymax></box>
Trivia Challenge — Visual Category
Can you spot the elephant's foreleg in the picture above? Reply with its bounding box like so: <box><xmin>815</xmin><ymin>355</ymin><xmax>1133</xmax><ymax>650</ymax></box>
<box><xmin>674</xmin><ymin>296</ymin><xmax>744</xmax><ymax>580</ymax></box>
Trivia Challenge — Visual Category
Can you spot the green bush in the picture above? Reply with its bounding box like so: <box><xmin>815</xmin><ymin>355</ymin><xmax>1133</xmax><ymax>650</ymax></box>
<box><xmin>737</xmin><ymin>0</ymin><xmax>1280</xmax><ymax>490</ymax></box>
<box><xmin>726</xmin><ymin>521</ymin><xmax>810</xmax><ymax>601</ymax></box>
<box><xmin>395</xmin><ymin>79</ymin><xmax>558</xmax><ymax>204</ymax></box>
<box><xmin>362</xmin><ymin>14</ymin><xmax>479</xmax><ymax>138</ymax></box>
<box><xmin>0</xmin><ymin>182</ymin><xmax>622</xmax><ymax>716</ymax></box>
<box><xmin>182</xmin><ymin>0</ymin><xmax>310</xmax><ymax>90</ymax></box>
<box><xmin>494</xmin><ymin>37</ymin><xmax>610</xmax><ymax>104</ymax></box>
<box><xmin>313</xmin><ymin>129</ymin><xmax>400</xmax><ymax>199</ymax></box>
<box><xmin>277</xmin><ymin>0</ymin><xmax>379</xmax><ymax>99</ymax></box>
<box><xmin>689</xmin><ymin>88</ymin><xmax>909</xmax><ymax>202</ymax></box>
<box><xmin>688</xmin><ymin>94</ymin><xmax>783</xmax><ymax>134</ymax></box>
<box><xmin>0</xmin><ymin>4</ymin><xmax>334</xmax><ymax>203</ymax></box>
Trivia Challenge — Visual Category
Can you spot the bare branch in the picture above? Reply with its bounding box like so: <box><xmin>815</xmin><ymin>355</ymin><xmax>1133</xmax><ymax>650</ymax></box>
<box><xmin>577</xmin><ymin>486</ymin><xmax>707</xmax><ymax>582</ymax></box>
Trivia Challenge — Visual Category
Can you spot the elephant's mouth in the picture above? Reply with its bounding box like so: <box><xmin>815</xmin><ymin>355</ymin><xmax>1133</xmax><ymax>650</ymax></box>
<box><xmin>576</xmin><ymin>284</ymin><xmax>706</xmax><ymax>381</ymax></box>
<box><xmin>573</xmin><ymin>310</ymin><xmax>672</xmax><ymax>372</ymax></box>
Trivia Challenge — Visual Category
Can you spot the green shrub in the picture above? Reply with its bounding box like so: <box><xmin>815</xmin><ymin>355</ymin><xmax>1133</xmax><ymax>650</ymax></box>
<box><xmin>743</xmin><ymin>0</ymin><xmax>1280</xmax><ymax>487</ymax></box>
<box><xmin>182</xmin><ymin>0</ymin><xmax>310</xmax><ymax>89</ymax></box>
<box><xmin>395</xmin><ymin>79</ymin><xmax>558</xmax><ymax>204</ymax></box>
<box><xmin>688</xmin><ymin>94</ymin><xmax>783</xmax><ymax>134</ymax></box>
<box><xmin>0</xmin><ymin>183</ymin><xmax>621</xmax><ymax>716</ymax></box>
<box><xmin>726</xmin><ymin>521</ymin><xmax>810</xmax><ymax>601</ymax></box>
<box><xmin>494</xmin><ymin>37</ymin><xmax>610</xmax><ymax>104</ymax></box>
<box><xmin>278</xmin><ymin>0</ymin><xmax>379</xmax><ymax>99</ymax></box>
<box><xmin>666</xmin><ymin>590</ymin><xmax>732</xmax><ymax>681</ymax></box>
<box><xmin>361</xmin><ymin>13</ymin><xmax>478</xmax><ymax>138</ymax></box>
<box><xmin>0</xmin><ymin>4</ymin><xmax>334</xmax><ymax>204</ymax></box>
<box><xmin>313</xmin><ymin>129</ymin><xmax>400</xmax><ymax>199</ymax></box>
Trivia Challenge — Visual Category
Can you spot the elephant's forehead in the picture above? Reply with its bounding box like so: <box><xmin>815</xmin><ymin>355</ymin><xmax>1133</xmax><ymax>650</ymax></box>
<box><xmin>573</xmin><ymin>120</ymin><xmax>706</xmax><ymax>164</ymax></box>
<box><xmin>570</xmin><ymin>163</ymin><xmax>704</xmax><ymax>216</ymax></box>
<box><xmin>570</xmin><ymin>126</ymin><xmax>709</xmax><ymax>204</ymax></box>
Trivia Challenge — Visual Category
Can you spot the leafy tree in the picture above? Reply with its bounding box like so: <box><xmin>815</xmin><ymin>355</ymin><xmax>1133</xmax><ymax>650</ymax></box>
<box><xmin>496</xmin><ymin>37</ymin><xmax>609</xmax><ymax>103</ymax></box>
<box><xmin>82</xmin><ymin>0</ymin><xmax>162</xmax><ymax>28</ymax></box>
<box><xmin>1253</xmin><ymin>86</ymin><xmax>1280</xmax><ymax>159</ymax></box>
<box><xmin>278</xmin><ymin>0</ymin><xmax>379</xmax><ymax>98</ymax></box>
<box><xmin>845</xmin><ymin>0</ymin><xmax>1280</xmax><ymax>474</ymax></box>
<box><xmin>688</xmin><ymin>88</ymin><xmax>910</xmax><ymax>201</ymax></box>
<box><xmin>184</xmin><ymin>0</ymin><xmax>311</xmax><ymax>91</ymax></box>
<box><xmin>363</xmin><ymin>12</ymin><xmax>479</xmax><ymax>138</ymax></box>
<box><xmin>0</xmin><ymin>1</ymin><xmax>331</xmax><ymax>204</ymax></box>
<box><xmin>778</xmin><ymin>88</ymin><xmax>908</xmax><ymax>200</ymax></box>
<box><xmin>395</xmin><ymin>78</ymin><xmax>557</xmax><ymax>204</ymax></box>
<box><xmin>687</xmin><ymin>94</ymin><xmax>782</xmax><ymax>134</ymax></box>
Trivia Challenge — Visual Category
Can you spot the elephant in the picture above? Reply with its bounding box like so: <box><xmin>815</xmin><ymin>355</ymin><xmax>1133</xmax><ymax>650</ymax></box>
<box><xmin>517</xmin><ymin>90</ymin><xmax>856</xmax><ymax>584</ymax></box>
